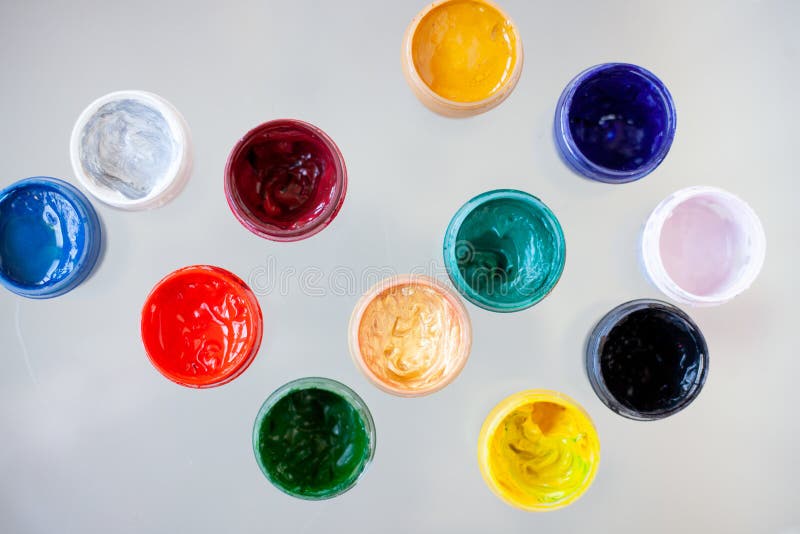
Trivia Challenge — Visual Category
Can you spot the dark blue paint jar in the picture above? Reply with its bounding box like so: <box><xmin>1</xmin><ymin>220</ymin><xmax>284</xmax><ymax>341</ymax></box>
<box><xmin>555</xmin><ymin>63</ymin><xmax>676</xmax><ymax>184</ymax></box>
<box><xmin>0</xmin><ymin>177</ymin><xmax>102</xmax><ymax>298</ymax></box>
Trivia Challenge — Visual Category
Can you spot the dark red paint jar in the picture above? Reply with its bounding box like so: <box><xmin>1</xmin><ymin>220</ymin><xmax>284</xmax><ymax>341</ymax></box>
<box><xmin>224</xmin><ymin>119</ymin><xmax>347</xmax><ymax>242</ymax></box>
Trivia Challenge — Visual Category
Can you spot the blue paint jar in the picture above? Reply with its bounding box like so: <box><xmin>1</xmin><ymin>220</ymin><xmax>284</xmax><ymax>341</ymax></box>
<box><xmin>0</xmin><ymin>177</ymin><xmax>102</xmax><ymax>298</ymax></box>
<box><xmin>555</xmin><ymin>63</ymin><xmax>676</xmax><ymax>184</ymax></box>
<box><xmin>443</xmin><ymin>189</ymin><xmax>566</xmax><ymax>313</ymax></box>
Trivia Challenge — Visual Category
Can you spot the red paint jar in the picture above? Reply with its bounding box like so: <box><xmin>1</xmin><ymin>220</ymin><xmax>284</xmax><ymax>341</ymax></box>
<box><xmin>224</xmin><ymin>119</ymin><xmax>347</xmax><ymax>242</ymax></box>
<box><xmin>141</xmin><ymin>265</ymin><xmax>263</xmax><ymax>388</ymax></box>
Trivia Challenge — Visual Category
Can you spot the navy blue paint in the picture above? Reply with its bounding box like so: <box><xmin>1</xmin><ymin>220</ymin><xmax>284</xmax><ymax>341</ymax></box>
<box><xmin>0</xmin><ymin>177</ymin><xmax>101</xmax><ymax>298</ymax></box>
<box><xmin>555</xmin><ymin>63</ymin><xmax>676</xmax><ymax>183</ymax></box>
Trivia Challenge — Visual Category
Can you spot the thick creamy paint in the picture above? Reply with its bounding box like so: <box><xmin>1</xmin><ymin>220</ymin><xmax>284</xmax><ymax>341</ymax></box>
<box><xmin>479</xmin><ymin>391</ymin><xmax>599</xmax><ymax>511</ymax></box>
<box><xmin>411</xmin><ymin>0</ymin><xmax>517</xmax><ymax>102</ymax></box>
<box><xmin>598</xmin><ymin>304</ymin><xmax>707</xmax><ymax>416</ymax></box>
<box><xmin>445</xmin><ymin>190</ymin><xmax>565</xmax><ymax>312</ymax></box>
<box><xmin>226</xmin><ymin>120</ymin><xmax>346</xmax><ymax>241</ymax></box>
<box><xmin>357</xmin><ymin>281</ymin><xmax>466</xmax><ymax>394</ymax></box>
<box><xmin>0</xmin><ymin>177</ymin><xmax>101</xmax><ymax>298</ymax></box>
<box><xmin>254</xmin><ymin>382</ymin><xmax>373</xmax><ymax>499</ymax></box>
<box><xmin>140</xmin><ymin>265</ymin><xmax>263</xmax><ymax>388</ymax></box>
<box><xmin>79</xmin><ymin>99</ymin><xmax>179</xmax><ymax>200</ymax></box>
<box><xmin>0</xmin><ymin>186</ymin><xmax>83</xmax><ymax>286</ymax></box>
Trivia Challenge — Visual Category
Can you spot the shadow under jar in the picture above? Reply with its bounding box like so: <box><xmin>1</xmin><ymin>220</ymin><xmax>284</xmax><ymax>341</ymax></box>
<box><xmin>586</xmin><ymin>299</ymin><xmax>708</xmax><ymax>421</ymax></box>
<box><xmin>225</xmin><ymin>119</ymin><xmax>347</xmax><ymax>242</ymax></box>
<box><xmin>555</xmin><ymin>63</ymin><xmax>676</xmax><ymax>183</ymax></box>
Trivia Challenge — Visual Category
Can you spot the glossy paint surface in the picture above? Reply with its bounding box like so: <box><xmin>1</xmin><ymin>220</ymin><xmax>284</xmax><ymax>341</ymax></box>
<box><xmin>225</xmin><ymin>120</ymin><xmax>346</xmax><ymax>241</ymax></box>
<box><xmin>0</xmin><ymin>177</ymin><xmax>101</xmax><ymax>298</ymax></box>
<box><xmin>478</xmin><ymin>390</ymin><xmax>599</xmax><ymax>511</ymax></box>
<box><xmin>140</xmin><ymin>265</ymin><xmax>263</xmax><ymax>387</ymax></box>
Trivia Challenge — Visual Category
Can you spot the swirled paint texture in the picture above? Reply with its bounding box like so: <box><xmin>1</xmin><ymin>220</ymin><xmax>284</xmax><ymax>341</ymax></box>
<box><xmin>79</xmin><ymin>99</ymin><xmax>179</xmax><ymax>200</ymax></box>
<box><xmin>449</xmin><ymin>191</ymin><xmax>565</xmax><ymax>311</ymax></box>
<box><xmin>357</xmin><ymin>281</ymin><xmax>467</xmax><ymax>394</ymax></box>
<box><xmin>254</xmin><ymin>386</ymin><xmax>372</xmax><ymax>499</ymax></box>
<box><xmin>411</xmin><ymin>0</ymin><xmax>518</xmax><ymax>102</ymax></box>
<box><xmin>481</xmin><ymin>392</ymin><xmax>599</xmax><ymax>510</ymax></box>
<box><xmin>140</xmin><ymin>265</ymin><xmax>262</xmax><ymax>387</ymax></box>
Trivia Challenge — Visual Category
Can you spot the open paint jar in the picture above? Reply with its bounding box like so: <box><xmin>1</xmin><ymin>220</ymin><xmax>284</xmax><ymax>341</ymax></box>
<box><xmin>555</xmin><ymin>63</ymin><xmax>676</xmax><ymax>183</ymax></box>
<box><xmin>225</xmin><ymin>119</ymin><xmax>347</xmax><ymax>241</ymax></box>
<box><xmin>586</xmin><ymin>299</ymin><xmax>709</xmax><ymax>421</ymax></box>
<box><xmin>253</xmin><ymin>377</ymin><xmax>375</xmax><ymax>500</ymax></box>
<box><xmin>70</xmin><ymin>90</ymin><xmax>192</xmax><ymax>209</ymax></box>
<box><xmin>478</xmin><ymin>389</ymin><xmax>600</xmax><ymax>511</ymax></box>
<box><xmin>401</xmin><ymin>0</ymin><xmax>524</xmax><ymax>117</ymax></box>
<box><xmin>0</xmin><ymin>177</ymin><xmax>102</xmax><ymax>298</ymax></box>
<box><xmin>443</xmin><ymin>190</ymin><xmax>565</xmax><ymax>312</ymax></box>
<box><xmin>641</xmin><ymin>186</ymin><xmax>766</xmax><ymax>306</ymax></box>
<box><xmin>349</xmin><ymin>275</ymin><xmax>472</xmax><ymax>397</ymax></box>
<box><xmin>141</xmin><ymin>265</ymin><xmax>263</xmax><ymax>388</ymax></box>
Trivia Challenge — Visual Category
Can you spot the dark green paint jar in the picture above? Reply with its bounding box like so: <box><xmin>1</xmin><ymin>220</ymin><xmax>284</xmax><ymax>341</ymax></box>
<box><xmin>252</xmin><ymin>377</ymin><xmax>375</xmax><ymax>500</ymax></box>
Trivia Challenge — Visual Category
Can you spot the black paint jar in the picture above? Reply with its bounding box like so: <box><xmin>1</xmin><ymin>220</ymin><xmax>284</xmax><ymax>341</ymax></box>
<box><xmin>586</xmin><ymin>299</ymin><xmax>708</xmax><ymax>420</ymax></box>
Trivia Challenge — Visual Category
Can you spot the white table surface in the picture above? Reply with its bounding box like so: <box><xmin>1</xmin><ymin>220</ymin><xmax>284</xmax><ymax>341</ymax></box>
<box><xmin>1</xmin><ymin>1</ymin><xmax>798</xmax><ymax>532</ymax></box>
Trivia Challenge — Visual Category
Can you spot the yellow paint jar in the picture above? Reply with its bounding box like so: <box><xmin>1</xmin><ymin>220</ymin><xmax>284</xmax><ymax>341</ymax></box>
<box><xmin>402</xmin><ymin>0</ymin><xmax>524</xmax><ymax>117</ymax></box>
<box><xmin>478</xmin><ymin>390</ymin><xmax>600</xmax><ymax>511</ymax></box>
<box><xmin>349</xmin><ymin>275</ymin><xmax>472</xmax><ymax>397</ymax></box>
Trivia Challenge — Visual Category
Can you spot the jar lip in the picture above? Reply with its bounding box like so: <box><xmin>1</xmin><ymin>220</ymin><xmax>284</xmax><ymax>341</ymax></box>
<box><xmin>252</xmin><ymin>377</ymin><xmax>376</xmax><ymax>500</ymax></box>
<box><xmin>641</xmin><ymin>186</ymin><xmax>766</xmax><ymax>306</ymax></box>
<box><xmin>401</xmin><ymin>0</ymin><xmax>524</xmax><ymax>116</ymax></box>
<box><xmin>585</xmin><ymin>299</ymin><xmax>709</xmax><ymax>421</ymax></box>
<box><xmin>0</xmin><ymin>176</ymin><xmax>102</xmax><ymax>298</ymax></box>
<box><xmin>69</xmin><ymin>90</ymin><xmax>192</xmax><ymax>210</ymax></box>
<box><xmin>555</xmin><ymin>62</ymin><xmax>677</xmax><ymax>183</ymax></box>
<box><xmin>477</xmin><ymin>389</ymin><xmax>600</xmax><ymax>511</ymax></box>
<box><xmin>140</xmin><ymin>265</ymin><xmax>263</xmax><ymax>388</ymax></box>
<box><xmin>347</xmin><ymin>274</ymin><xmax>473</xmax><ymax>397</ymax></box>
<box><xmin>443</xmin><ymin>189</ymin><xmax>566</xmax><ymax>312</ymax></box>
<box><xmin>224</xmin><ymin>118</ymin><xmax>347</xmax><ymax>242</ymax></box>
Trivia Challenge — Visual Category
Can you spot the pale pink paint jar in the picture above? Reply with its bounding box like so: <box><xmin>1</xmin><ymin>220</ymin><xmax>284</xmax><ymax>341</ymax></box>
<box><xmin>641</xmin><ymin>186</ymin><xmax>766</xmax><ymax>306</ymax></box>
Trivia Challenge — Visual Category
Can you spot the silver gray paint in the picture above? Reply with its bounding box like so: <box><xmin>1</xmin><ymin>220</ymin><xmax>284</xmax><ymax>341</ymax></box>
<box><xmin>79</xmin><ymin>99</ymin><xmax>178</xmax><ymax>199</ymax></box>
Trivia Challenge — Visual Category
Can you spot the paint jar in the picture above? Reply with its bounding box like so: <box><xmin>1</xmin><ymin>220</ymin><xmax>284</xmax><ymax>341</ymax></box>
<box><xmin>443</xmin><ymin>189</ymin><xmax>565</xmax><ymax>312</ymax></box>
<box><xmin>70</xmin><ymin>90</ymin><xmax>192</xmax><ymax>209</ymax></box>
<box><xmin>349</xmin><ymin>274</ymin><xmax>472</xmax><ymax>397</ymax></box>
<box><xmin>224</xmin><ymin>119</ymin><xmax>347</xmax><ymax>242</ymax></box>
<box><xmin>586</xmin><ymin>299</ymin><xmax>709</xmax><ymax>421</ymax></box>
<box><xmin>478</xmin><ymin>389</ymin><xmax>600</xmax><ymax>511</ymax></box>
<box><xmin>641</xmin><ymin>186</ymin><xmax>766</xmax><ymax>306</ymax></box>
<box><xmin>401</xmin><ymin>0</ymin><xmax>524</xmax><ymax>117</ymax></box>
<box><xmin>253</xmin><ymin>377</ymin><xmax>375</xmax><ymax>500</ymax></box>
<box><xmin>555</xmin><ymin>63</ymin><xmax>676</xmax><ymax>183</ymax></box>
<box><xmin>140</xmin><ymin>265</ymin><xmax>263</xmax><ymax>388</ymax></box>
<box><xmin>0</xmin><ymin>177</ymin><xmax>101</xmax><ymax>298</ymax></box>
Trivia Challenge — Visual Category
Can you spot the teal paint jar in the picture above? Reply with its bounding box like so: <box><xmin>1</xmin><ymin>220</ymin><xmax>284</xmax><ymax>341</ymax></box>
<box><xmin>443</xmin><ymin>189</ymin><xmax>566</xmax><ymax>313</ymax></box>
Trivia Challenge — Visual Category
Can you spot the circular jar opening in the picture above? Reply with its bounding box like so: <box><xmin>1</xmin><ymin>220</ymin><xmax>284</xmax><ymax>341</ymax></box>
<box><xmin>140</xmin><ymin>265</ymin><xmax>263</xmax><ymax>388</ymax></box>
<box><xmin>349</xmin><ymin>274</ymin><xmax>472</xmax><ymax>397</ymax></box>
<box><xmin>70</xmin><ymin>90</ymin><xmax>192</xmax><ymax>209</ymax></box>
<box><xmin>443</xmin><ymin>189</ymin><xmax>566</xmax><ymax>312</ymax></box>
<box><xmin>253</xmin><ymin>377</ymin><xmax>375</xmax><ymax>500</ymax></box>
<box><xmin>642</xmin><ymin>186</ymin><xmax>765</xmax><ymax>306</ymax></box>
<box><xmin>401</xmin><ymin>0</ymin><xmax>524</xmax><ymax>117</ymax></box>
<box><xmin>586</xmin><ymin>299</ymin><xmax>709</xmax><ymax>420</ymax></box>
<box><xmin>0</xmin><ymin>177</ymin><xmax>101</xmax><ymax>299</ymax></box>
<box><xmin>224</xmin><ymin>119</ymin><xmax>347</xmax><ymax>242</ymax></box>
<box><xmin>477</xmin><ymin>389</ymin><xmax>600</xmax><ymax>511</ymax></box>
<box><xmin>555</xmin><ymin>63</ymin><xmax>676</xmax><ymax>183</ymax></box>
